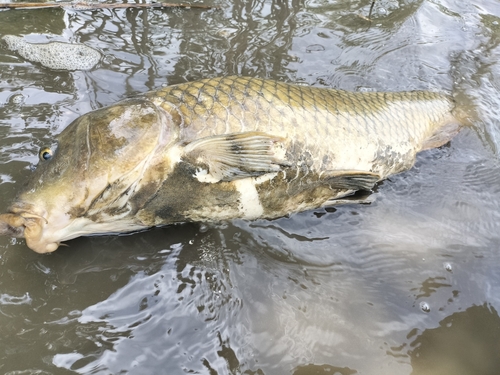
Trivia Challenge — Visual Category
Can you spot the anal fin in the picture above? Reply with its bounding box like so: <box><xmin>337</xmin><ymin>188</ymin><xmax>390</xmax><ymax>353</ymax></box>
<box><xmin>324</xmin><ymin>170</ymin><xmax>380</xmax><ymax>191</ymax></box>
<box><xmin>322</xmin><ymin>190</ymin><xmax>375</xmax><ymax>207</ymax></box>
<box><xmin>421</xmin><ymin>119</ymin><xmax>461</xmax><ymax>150</ymax></box>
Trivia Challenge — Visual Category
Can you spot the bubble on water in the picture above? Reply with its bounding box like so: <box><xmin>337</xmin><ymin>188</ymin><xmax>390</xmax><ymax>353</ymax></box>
<box><xmin>358</xmin><ymin>87</ymin><xmax>376</xmax><ymax>92</ymax></box>
<box><xmin>306</xmin><ymin>44</ymin><xmax>325</xmax><ymax>53</ymax></box>
<box><xmin>102</xmin><ymin>54</ymin><xmax>114</xmax><ymax>65</ymax></box>
<box><xmin>0</xmin><ymin>292</ymin><xmax>31</xmax><ymax>305</ymax></box>
<box><xmin>8</xmin><ymin>93</ymin><xmax>25</xmax><ymax>105</ymax></box>
<box><xmin>1</xmin><ymin>35</ymin><xmax>101</xmax><ymax>71</ymax></box>
<box><xmin>443</xmin><ymin>262</ymin><xmax>453</xmax><ymax>272</ymax></box>
<box><xmin>217</xmin><ymin>29</ymin><xmax>233</xmax><ymax>38</ymax></box>
<box><xmin>199</xmin><ymin>224</ymin><xmax>208</xmax><ymax>233</ymax></box>
<box><xmin>215</xmin><ymin>222</ymin><xmax>228</xmax><ymax>230</ymax></box>
<box><xmin>0</xmin><ymin>174</ymin><xmax>14</xmax><ymax>183</ymax></box>
<box><xmin>420</xmin><ymin>301</ymin><xmax>430</xmax><ymax>313</ymax></box>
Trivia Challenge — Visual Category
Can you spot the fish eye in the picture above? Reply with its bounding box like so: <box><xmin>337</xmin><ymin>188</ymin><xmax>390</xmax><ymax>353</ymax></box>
<box><xmin>39</xmin><ymin>147</ymin><xmax>53</xmax><ymax>161</ymax></box>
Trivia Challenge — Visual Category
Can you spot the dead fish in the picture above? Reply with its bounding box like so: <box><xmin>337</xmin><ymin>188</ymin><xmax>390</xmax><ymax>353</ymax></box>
<box><xmin>0</xmin><ymin>76</ymin><xmax>461</xmax><ymax>253</ymax></box>
<box><xmin>1</xmin><ymin>35</ymin><xmax>101</xmax><ymax>71</ymax></box>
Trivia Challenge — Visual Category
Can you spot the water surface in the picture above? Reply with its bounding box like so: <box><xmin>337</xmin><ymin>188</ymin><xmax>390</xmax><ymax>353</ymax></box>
<box><xmin>0</xmin><ymin>0</ymin><xmax>500</xmax><ymax>374</ymax></box>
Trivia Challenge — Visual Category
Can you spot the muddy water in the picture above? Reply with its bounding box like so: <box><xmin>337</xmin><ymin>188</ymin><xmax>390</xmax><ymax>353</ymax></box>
<box><xmin>0</xmin><ymin>0</ymin><xmax>500</xmax><ymax>374</ymax></box>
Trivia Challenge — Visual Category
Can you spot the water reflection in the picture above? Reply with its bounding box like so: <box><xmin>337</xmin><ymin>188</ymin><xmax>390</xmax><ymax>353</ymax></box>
<box><xmin>293</xmin><ymin>364</ymin><xmax>357</xmax><ymax>375</ymax></box>
<box><xmin>51</xmin><ymin>226</ymin><xmax>248</xmax><ymax>373</ymax></box>
<box><xmin>408</xmin><ymin>304</ymin><xmax>500</xmax><ymax>375</ymax></box>
<box><xmin>0</xmin><ymin>0</ymin><xmax>500</xmax><ymax>373</ymax></box>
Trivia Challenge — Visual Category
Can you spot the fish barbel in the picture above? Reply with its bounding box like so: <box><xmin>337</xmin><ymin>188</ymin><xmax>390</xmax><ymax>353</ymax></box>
<box><xmin>0</xmin><ymin>76</ymin><xmax>461</xmax><ymax>253</ymax></box>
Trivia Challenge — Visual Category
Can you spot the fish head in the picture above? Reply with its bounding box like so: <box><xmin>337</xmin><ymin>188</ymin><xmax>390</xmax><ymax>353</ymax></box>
<box><xmin>0</xmin><ymin>98</ymin><xmax>175</xmax><ymax>253</ymax></box>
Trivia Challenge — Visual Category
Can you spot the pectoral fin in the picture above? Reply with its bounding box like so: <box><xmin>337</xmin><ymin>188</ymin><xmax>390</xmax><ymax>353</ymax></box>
<box><xmin>184</xmin><ymin>131</ymin><xmax>290</xmax><ymax>183</ymax></box>
<box><xmin>324</xmin><ymin>170</ymin><xmax>380</xmax><ymax>191</ymax></box>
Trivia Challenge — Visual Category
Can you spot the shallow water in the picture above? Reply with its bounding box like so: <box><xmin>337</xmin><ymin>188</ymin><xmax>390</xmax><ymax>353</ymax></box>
<box><xmin>0</xmin><ymin>0</ymin><xmax>500</xmax><ymax>374</ymax></box>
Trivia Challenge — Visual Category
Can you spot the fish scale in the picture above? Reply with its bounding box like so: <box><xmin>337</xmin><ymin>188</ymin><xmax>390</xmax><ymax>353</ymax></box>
<box><xmin>152</xmin><ymin>76</ymin><xmax>453</xmax><ymax>175</ymax></box>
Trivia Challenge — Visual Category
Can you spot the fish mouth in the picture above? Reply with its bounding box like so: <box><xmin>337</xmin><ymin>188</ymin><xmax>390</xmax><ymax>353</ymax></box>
<box><xmin>0</xmin><ymin>203</ymin><xmax>59</xmax><ymax>254</ymax></box>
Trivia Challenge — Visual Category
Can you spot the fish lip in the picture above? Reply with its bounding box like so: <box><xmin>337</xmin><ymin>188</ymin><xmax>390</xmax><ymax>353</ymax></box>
<box><xmin>8</xmin><ymin>202</ymin><xmax>48</xmax><ymax>223</ymax></box>
<box><xmin>0</xmin><ymin>215</ymin><xmax>25</xmax><ymax>238</ymax></box>
<box><xmin>0</xmin><ymin>202</ymin><xmax>59</xmax><ymax>253</ymax></box>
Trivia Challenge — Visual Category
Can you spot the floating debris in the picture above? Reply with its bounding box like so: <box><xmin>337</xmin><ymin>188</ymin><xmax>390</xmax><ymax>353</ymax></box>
<box><xmin>1</xmin><ymin>35</ymin><xmax>101</xmax><ymax>71</ymax></box>
<box><xmin>420</xmin><ymin>301</ymin><xmax>431</xmax><ymax>313</ymax></box>
<box><xmin>0</xmin><ymin>1</ymin><xmax>218</xmax><ymax>11</ymax></box>
<box><xmin>443</xmin><ymin>262</ymin><xmax>453</xmax><ymax>272</ymax></box>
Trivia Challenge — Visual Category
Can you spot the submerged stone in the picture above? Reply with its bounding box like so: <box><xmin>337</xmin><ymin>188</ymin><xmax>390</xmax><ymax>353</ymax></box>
<box><xmin>1</xmin><ymin>35</ymin><xmax>101</xmax><ymax>71</ymax></box>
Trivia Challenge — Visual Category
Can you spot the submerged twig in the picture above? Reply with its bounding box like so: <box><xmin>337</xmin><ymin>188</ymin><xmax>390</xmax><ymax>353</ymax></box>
<box><xmin>368</xmin><ymin>0</ymin><xmax>376</xmax><ymax>19</ymax></box>
<box><xmin>0</xmin><ymin>1</ymin><xmax>218</xmax><ymax>11</ymax></box>
<box><xmin>358</xmin><ymin>0</ymin><xmax>375</xmax><ymax>22</ymax></box>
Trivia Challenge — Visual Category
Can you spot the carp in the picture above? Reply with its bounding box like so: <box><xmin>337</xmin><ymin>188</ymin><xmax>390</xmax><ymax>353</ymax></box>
<box><xmin>0</xmin><ymin>76</ymin><xmax>461</xmax><ymax>253</ymax></box>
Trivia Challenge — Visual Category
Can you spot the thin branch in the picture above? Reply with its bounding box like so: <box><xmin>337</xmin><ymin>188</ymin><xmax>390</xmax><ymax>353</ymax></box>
<box><xmin>358</xmin><ymin>0</ymin><xmax>375</xmax><ymax>22</ymax></box>
<box><xmin>0</xmin><ymin>1</ymin><xmax>218</xmax><ymax>11</ymax></box>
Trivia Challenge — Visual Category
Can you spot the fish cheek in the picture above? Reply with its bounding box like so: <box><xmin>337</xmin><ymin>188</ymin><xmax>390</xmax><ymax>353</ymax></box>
<box><xmin>129</xmin><ymin>172</ymin><xmax>163</xmax><ymax>216</ymax></box>
<box><xmin>84</xmin><ymin>102</ymin><xmax>165</xmax><ymax>180</ymax></box>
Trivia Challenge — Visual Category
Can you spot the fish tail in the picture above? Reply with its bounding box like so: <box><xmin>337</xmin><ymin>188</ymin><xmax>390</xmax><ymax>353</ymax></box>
<box><xmin>450</xmin><ymin>98</ymin><xmax>476</xmax><ymax>128</ymax></box>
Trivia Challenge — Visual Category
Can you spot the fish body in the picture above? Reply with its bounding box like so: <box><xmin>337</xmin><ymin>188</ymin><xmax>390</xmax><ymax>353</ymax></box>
<box><xmin>1</xmin><ymin>35</ymin><xmax>101</xmax><ymax>70</ymax></box>
<box><xmin>0</xmin><ymin>76</ymin><xmax>460</xmax><ymax>253</ymax></box>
